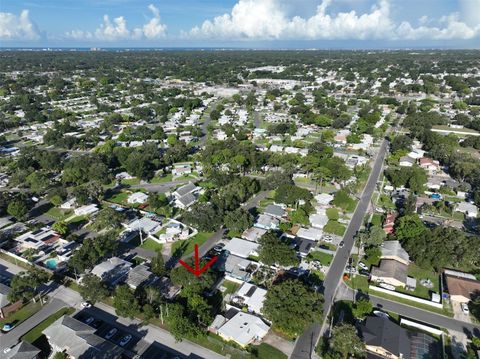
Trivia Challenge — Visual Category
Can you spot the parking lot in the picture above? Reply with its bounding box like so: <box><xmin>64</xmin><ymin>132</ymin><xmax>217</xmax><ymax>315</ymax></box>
<box><xmin>74</xmin><ymin>309</ymin><xmax>142</xmax><ymax>353</ymax></box>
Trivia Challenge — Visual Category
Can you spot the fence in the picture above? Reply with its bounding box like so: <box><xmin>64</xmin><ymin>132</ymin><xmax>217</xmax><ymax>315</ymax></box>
<box><xmin>369</xmin><ymin>285</ymin><xmax>443</xmax><ymax>308</ymax></box>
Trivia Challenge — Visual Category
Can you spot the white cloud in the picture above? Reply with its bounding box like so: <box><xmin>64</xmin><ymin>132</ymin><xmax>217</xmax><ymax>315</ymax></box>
<box><xmin>66</xmin><ymin>4</ymin><xmax>166</xmax><ymax>41</ymax></box>
<box><xmin>183</xmin><ymin>0</ymin><xmax>480</xmax><ymax>41</ymax></box>
<box><xmin>0</xmin><ymin>9</ymin><xmax>40</xmax><ymax>40</ymax></box>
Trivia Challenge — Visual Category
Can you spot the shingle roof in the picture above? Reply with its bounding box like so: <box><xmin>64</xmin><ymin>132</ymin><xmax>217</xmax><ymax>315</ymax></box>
<box><xmin>371</xmin><ymin>259</ymin><xmax>408</xmax><ymax>284</ymax></box>
<box><xmin>3</xmin><ymin>341</ymin><xmax>40</xmax><ymax>359</ymax></box>
<box><xmin>360</xmin><ymin>317</ymin><xmax>411</xmax><ymax>359</ymax></box>
<box><xmin>174</xmin><ymin>182</ymin><xmax>197</xmax><ymax>197</ymax></box>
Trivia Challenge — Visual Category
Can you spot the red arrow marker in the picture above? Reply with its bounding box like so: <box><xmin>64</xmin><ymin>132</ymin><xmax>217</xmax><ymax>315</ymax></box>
<box><xmin>178</xmin><ymin>244</ymin><xmax>218</xmax><ymax>277</ymax></box>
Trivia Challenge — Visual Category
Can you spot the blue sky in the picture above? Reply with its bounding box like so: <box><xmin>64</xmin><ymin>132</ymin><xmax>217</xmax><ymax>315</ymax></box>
<box><xmin>1</xmin><ymin>0</ymin><xmax>479</xmax><ymax>48</ymax></box>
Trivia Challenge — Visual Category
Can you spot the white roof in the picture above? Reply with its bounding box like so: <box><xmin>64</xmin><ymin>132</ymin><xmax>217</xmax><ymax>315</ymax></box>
<box><xmin>242</xmin><ymin>227</ymin><xmax>267</xmax><ymax>242</ymax></box>
<box><xmin>235</xmin><ymin>282</ymin><xmax>267</xmax><ymax>314</ymax></box>
<box><xmin>217</xmin><ymin>311</ymin><xmax>269</xmax><ymax>346</ymax></box>
<box><xmin>127</xmin><ymin>217</ymin><xmax>161</xmax><ymax>234</ymax></box>
<box><xmin>309</xmin><ymin>214</ymin><xmax>329</xmax><ymax>229</ymax></box>
<box><xmin>315</xmin><ymin>193</ymin><xmax>334</xmax><ymax>205</ymax></box>
<box><xmin>128</xmin><ymin>192</ymin><xmax>149</xmax><ymax>203</ymax></box>
<box><xmin>297</xmin><ymin>227</ymin><xmax>323</xmax><ymax>241</ymax></box>
<box><xmin>224</xmin><ymin>237</ymin><xmax>259</xmax><ymax>258</ymax></box>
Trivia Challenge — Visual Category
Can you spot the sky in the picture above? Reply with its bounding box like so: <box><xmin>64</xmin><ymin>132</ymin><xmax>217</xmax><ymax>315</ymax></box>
<box><xmin>1</xmin><ymin>0</ymin><xmax>479</xmax><ymax>48</ymax></box>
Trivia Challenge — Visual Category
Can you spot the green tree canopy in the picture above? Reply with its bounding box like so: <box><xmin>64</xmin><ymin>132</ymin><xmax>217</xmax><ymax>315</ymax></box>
<box><xmin>258</xmin><ymin>232</ymin><xmax>299</xmax><ymax>267</ymax></box>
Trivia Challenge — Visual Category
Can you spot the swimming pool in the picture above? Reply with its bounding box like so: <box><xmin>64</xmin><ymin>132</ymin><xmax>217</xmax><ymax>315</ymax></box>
<box><xmin>45</xmin><ymin>258</ymin><xmax>59</xmax><ymax>270</ymax></box>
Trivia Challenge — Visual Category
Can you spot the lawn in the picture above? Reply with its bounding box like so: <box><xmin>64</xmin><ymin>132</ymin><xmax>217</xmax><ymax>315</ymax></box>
<box><xmin>22</xmin><ymin>307</ymin><xmax>75</xmax><ymax>343</ymax></box>
<box><xmin>106</xmin><ymin>191</ymin><xmax>129</xmax><ymax>204</ymax></box>
<box><xmin>326</xmin><ymin>208</ymin><xmax>339</xmax><ymax>220</ymax></box>
<box><xmin>323</xmin><ymin>220</ymin><xmax>346</xmax><ymax>236</ymax></box>
<box><xmin>371</xmin><ymin>213</ymin><xmax>383</xmax><ymax>227</ymax></box>
<box><xmin>121</xmin><ymin>177</ymin><xmax>141</xmax><ymax>185</ymax></box>
<box><xmin>251</xmin><ymin>343</ymin><xmax>287</xmax><ymax>359</ymax></box>
<box><xmin>45</xmin><ymin>207</ymin><xmax>70</xmax><ymax>220</ymax></box>
<box><xmin>0</xmin><ymin>300</ymin><xmax>42</xmax><ymax>326</ymax></box>
<box><xmin>139</xmin><ymin>238</ymin><xmax>163</xmax><ymax>252</ymax></box>
<box><xmin>150</xmin><ymin>173</ymin><xmax>173</xmax><ymax>184</ymax></box>
<box><xmin>222</xmin><ymin>280</ymin><xmax>240</xmax><ymax>295</ymax></box>
<box><xmin>395</xmin><ymin>264</ymin><xmax>440</xmax><ymax>299</ymax></box>
<box><xmin>171</xmin><ymin>232</ymin><xmax>214</xmax><ymax>256</ymax></box>
<box><xmin>306</xmin><ymin>251</ymin><xmax>333</xmax><ymax>266</ymax></box>
<box><xmin>345</xmin><ymin>275</ymin><xmax>369</xmax><ymax>293</ymax></box>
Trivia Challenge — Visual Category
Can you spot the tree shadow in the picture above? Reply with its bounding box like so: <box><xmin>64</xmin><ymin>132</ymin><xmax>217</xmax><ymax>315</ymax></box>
<box><xmin>165</xmin><ymin>241</ymin><xmax>189</xmax><ymax>269</ymax></box>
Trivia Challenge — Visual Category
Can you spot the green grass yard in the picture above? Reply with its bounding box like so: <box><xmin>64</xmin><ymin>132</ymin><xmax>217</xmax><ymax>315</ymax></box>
<box><xmin>222</xmin><ymin>280</ymin><xmax>240</xmax><ymax>295</ymax></box>
<box><xmin>139</xmin><ymin>238</ymin><xmax>163</xmax><ymax>252</ymax></box>
<box><xmin>323</xmin><ymin>220</ymin><xmax>346</xmax><ymax>236</ymax></box>
<box><xmin>306</xmin><ymin>251</ymin><xmax>333</xmax><ymax>266</ymax></box>
<box><xmin>22</xmin><ymin>307</ymin><xmax>75</xmax><ymax>343</ymax></box>
<box><xmin>171</xmin><ymin>232</ymin><xmax>214</xmax><ymax>256</ymax></box>
<box><xmin>45</xmin><ymin>207</ymin><xmax>71</xmax><ymax>220</ymax></box>
<box><xmin>0</xmin><ymin>300</ymin><xmax>43</xmax><ymax>327</ymax></box>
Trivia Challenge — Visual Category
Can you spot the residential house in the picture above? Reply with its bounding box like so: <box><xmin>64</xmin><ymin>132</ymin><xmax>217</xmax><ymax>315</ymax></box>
<box><xmin>360</xmin><ymin>316</ymin><xmax>438</xmax><ymax>359</ymax></box>
<box><xmin>315</xmin><ymin>193</ymin><xmax>334</xmax><ymax>206</ymax></box>
<box><xmin>59</xmin><ymin>197</ymin><xmax>76</xmax><ymax>210</ymax></box>
<box><xmin>399</xmin><ymin>156</ymin><xmax>415</xmax><ymax>167</ymax></box>
<box><xmin>222</xmin><ymin>255</ymin><xmax>258</xmax><ymax>283</ymax></box>
<box><xmin>127</xmin><ymin>192</ymin><xmax>149</xmax><ymax>204</ymax></box>
<box><xmin>454</xmin><ymin>202</ymin><xmax>478</xmax><ymax>218</ymax></box>
<box><xmin>296</xmin><ymin>227</ymin><xmax>323</xmax><ymax>241</ymax></box>
<box><xmin>3</xmin><ymin>341</ymin><xmax>40</xmax><ymax>359</ymax></box>
<box><xmin>380</xmin><ymin>241</ymin><xmax>410</xmax><ymax>266</ymax></box>
<box><xmin>263</xmin><ymin>204</ymin><xmax>285</xmax><ymax>219</ymax></box>
<box><xmin>215</xmin><ymin>309</ymin><xmax>270</xmax><ymax>347</ymax></box>
<box><xmin>90</xmin><ymin>257</ymin><xmax>132</xmax><ymax>287</ymax></box>
<box><xmin>254</xmin><ymin>214</ymin><xmax>279</xmax><ymax>230</ymax></box>
<box><xmin>74</xmin><ymin>204</ymin><xmax>99</xmax><ymax>216</ymax></box>
<box><xmin>232</xmin><ymin>282</ymin><xmax>267</xmax><ymax>314</ymax></box>
<box><xmin>158</xmin><ymin>221</ymin><xmax>190</xmax><ymax>242</ymax></box>
<box><xmin>293</xmin><ymin>237</ymin><xmax>316</xmax><ymax>257</ymax></box>
<box><xmin>14</xmin><ymin>227</ymin><xmax>61</xmax><ymax>252</ymax></box>
<box><xmin>419</xmin><ymin>157</ymin><xmax>440</xmax><ymax>174</ymax></box>
<box><xmin>44</xmin><ymin>315</ymin><xmax>123</xmax><ymax>359</ymax></box>
<box><xmin>175</xmin><ymin>192</ymin><xmax>197</xmax><ymax>209</ymax></box>
<box><xmin>383</xmin><ymin>213</ymin><xmax>397</xmax><ymax>234</ymax></box>
<box><xmin>224</xmin><ymin>237</ymin><xmax>259</xmax><ymax>259</ymax></box>
<box><xmin>309</xmin><ymin>213</ymin><xmax>329</xmax><ymax>230</ymax></box>
<box><xmin>241</xmin><ymin>227</ymin><xmax>267</xmax><ymax>243</ymax></box>
<box><xmin>125</xmin><ymin>217</ymin><xmax>162</xmax><ymax>236</ymax></box>
<box><xmin>126</xmin><ymin>264</ymin><xmax>154</xmax><ymax>290</ymax></box>
<box><xmin>172</xmin><ymin>164</ymin><xmax>191</xmax><ymax>178</ymax></box>
<box><xmin>0</xmin><ymin>282</ymin><xmax>11</xmax><ymax>318</ymax></box>
<box><xmin>172</xmin><ymin>182</ymin><xmax>199</xmax><ymax>209</ymax></box>
<box><xmin>151</xmin><ymin>276</ymin><xmax>180</xmax><ymax>300</ymax></box>
<box><xmin>370</xmin><ymin>259</ymin><xmax>408</xmax><ymax>288</ymax></box>
<box><xmin>445</xmin><ymin>272</ymin><xmax>480</xmax><ymax>304</ymax></box>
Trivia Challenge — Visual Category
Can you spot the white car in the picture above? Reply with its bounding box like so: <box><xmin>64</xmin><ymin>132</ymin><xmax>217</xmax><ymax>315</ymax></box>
<box><xmin>81</xmin><ymin>302</ymin><xmax>92</xmax><ymax>308</ymax></box>
<box><xmin>461</xmin><ymin>303</ymin><xmax>469</xmax><ymax>314</ymax></box>
<box><xmin>373</xmin><ymin>310</ymin><xmax>390</xmax><ymax>319</ymax></box>
<box><xmin>105</xmin><ymin>328</ymin><xmax>118</xmax><ymax>340</ymax></box>
<box><xmin>358</xmin><ymin>262</ymin><xmax>369</xmax><ymax>271</ymax></box>
<box><xmin>119</xmin><ymin>334</ymin><xmax>132</xmax><ymax>347</ymax></box>
<box><xmin>378</xmin><ymin>282</ymin><xmax>396</xmax><ymax>291</ymax></box>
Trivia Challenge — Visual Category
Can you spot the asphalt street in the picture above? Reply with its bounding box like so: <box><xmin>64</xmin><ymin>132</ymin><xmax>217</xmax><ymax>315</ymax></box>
<box><xmin>290</xmin><ymin>139</ymin><xmax>389</xmax><ymax>359</ymax></box>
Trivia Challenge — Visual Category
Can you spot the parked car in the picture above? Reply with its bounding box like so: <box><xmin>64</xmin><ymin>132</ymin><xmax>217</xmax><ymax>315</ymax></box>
<box><xmin>378</xmin><ymin>283</ymin><xmax>395</xmax><ymax>291</ymax></box>
<box><xmin>2</xmin><ymin>323</ymin><xmax>15</xmax><ymax>332</ymax></box>
<box><xmin>322</xmin><ymin>235</ymin><xmax>333</xmax><ymax>243</ymax></box>
<box><xmin>81</xmin><ymin>301</ymin><xmax>91</xmax><ymax>308</ymax></box>
<box><xmin>119</xmin><ymin>334</ymin><xmax>132</xmax><ymax>347</ymax></box>
<box><xmin>84</xmin><ymin>317</ymin><xmax>95</xmax><ymax>325</ymax></box>
<box><xmin>359</xmin><ymin>269</ymin><xmax>370</xmax><ymax>276</ymax></box>
<box><xmin>105</xmin><ymin>328</ymin><xmax>118</xmax><ymax>340</ymax></box>
<box><xmin>358</xmin><ymin>262</ymin><xmax>369</xmax><ymax>271</ymax></box>
<box><xmin>461</xmin><ymin>303</ymin><xmax>469</xmax><ymax>314</ymax></box>
<box><xmin>339</xmin><ymin>241</ymin><xmax>345</xmax><ymax>248</ymax></box>
<box><xmin>373</xmin><ymin>310</ymin><xmax>390</xmax><ymax>319</ymax></box>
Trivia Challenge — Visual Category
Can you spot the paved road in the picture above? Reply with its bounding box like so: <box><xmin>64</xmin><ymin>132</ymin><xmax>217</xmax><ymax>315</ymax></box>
<box><xmin>290</xmin><ymin>139</ymin><xmax>389</xmax><ymax>359</ymax></box>
<box><xmin>131</xmin><ymin>180</ymin><xmax>191</xmax><ymax>193</ymax></box>
<box><xmin>242</xmin><ymin>190</ymin><xmax>269</xmax><ymax>210</ymax></box>
<box><xmin>337</xmin><ymin>284</ymin><xmax>480</xmax><ymax>334</ymax></box>
<box><xmin>0</xmin><ymin>298</ymin><xmax>67</xmax><ymax>350</ymax></box>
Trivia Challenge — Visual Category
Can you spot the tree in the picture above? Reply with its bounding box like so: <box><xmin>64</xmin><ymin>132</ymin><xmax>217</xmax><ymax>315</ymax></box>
<box><xmin>330</xmin><ymin>324</ymin><xmax>366</xmax><ymax>359</ymax></box>
<box><xmin>142</xmin><ymin>304</ymin><xmax>156</xmax><ymax>322</ymax></box>
<box><xmin>52</xmin><ymin>221</ymin><xmax>68</xmax><ymax>236</ymax></box>
<box><xmin>332</xmin><ymin>190</ymin><xmax>355</xmax><ymax>211</ymax></box>
<box><xmin>165</xmin><ymin>303</ymin><xmax>203</xmax><ymax>341</ymax></box>
<box><xmin>69</xmin><ymin>232</ymin><xmax>118</xmax><ymax>273</ymax></box>
<box><xmin>170</xmin><ymin>258</ymin><xmax>217</xmax><ymax>296</ymax></box>
<box><xmin>78</xmin><ymin>273</ymin><xmax>109</xmax><ymax>304</ymax></box>
<box><xmin>394</xmin><ymin>214</ymin><xmax>426</xmax><ymax>242</ymax></box>
<box><xmin>391</xmin><ymin>135</ymin><xmax>413</xmax><ymax>153</ymax></box>
<box><xmin>8</xmin><ymin>267</ymin><xmax>49</xmax><ymax>302</ymax></box>
<box><xmin>352</xmin><ymin>298</ymin><xmax>373</xmax><ymax>319</ymax></box>
<box><xmin>113</xmin><ymin>285</ymin><xmax>140</xmax><ymax>319</ymax></box>
<box><xmin>150</xmin><ymin>251</ymin><xmax>167</xmax><ymax>277</ymax></box>
<box><xmin>91</xmin><ymin>208</ymin><xmax>124</xmax><ymax>232</ymax></box>
<box><xmin>148</xmin><ymin>193</ymin><xmax>168</xmax><ymax>211</ymax></box>
<box><xmin>274</xmin><ymin>184</ymin><xmax>312</xmax><ymax>206</ymax></box>
<box><xmin>365</xmin><ymin>226</ymin><xmax>386</xmax><ymax>246</ymax></box>
<box><xmin>224</xmin><ymin>209</ymin><xmax>254</xmax><ymax>233</ymax></box>
<box><xmin>7</xmin><ymin>199</ymin><xmax>28</xmax><ymax>220</ymax></box>
<box><xmin>263</xmin><ymin>279</ymin><xmax>323</xmax><ymax>337</ymax></box>
<box><xmin>258</xmin><ymin>232</ymin><xmax>299</xmax><ymax>267</ymax></box>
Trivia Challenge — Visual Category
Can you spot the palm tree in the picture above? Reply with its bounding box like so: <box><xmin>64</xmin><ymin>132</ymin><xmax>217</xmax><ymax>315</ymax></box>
<box><xmin>313</xmin><ymin>166</ymin><xmax>332</xmax><ymax>194</ymax></box>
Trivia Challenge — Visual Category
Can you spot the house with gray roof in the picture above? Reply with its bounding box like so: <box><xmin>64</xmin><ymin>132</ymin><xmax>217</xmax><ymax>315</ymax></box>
<box><xmin>90</xmin><ymin>257</ymin><xmax>132</xmax><ymax>287</ymax></box>
<box><xmin>380</xmin><ymin>241</ymin><xmax>410</xmax><ymax>266</ymax></box>
<box><xmin>263</xmin><ymin>204</ymin><xmax>285</xmax><ymax>219</ymax></box>
<box><xmin>44</xmin><ymin>316</ymin><xmax>123</xmax><ymax>359</ymax></box>
<box><xmin>3</xmin><ymin>341</ymin><xmax>40</xmax><ymax>359</ymax></box>
<box><xmin>172</xmin><ymin>182</ymin><xmax>198</xmax><ymax>199</ymax></box>
<box><xmin>126</xmin><ymin>264</ymin><xmax>154</xmax><ymax>289</ymax></box>
<box><xmin>371</xmin><ymin>259</ymin><xmax>409</xmax><ymax>288</ymax></box>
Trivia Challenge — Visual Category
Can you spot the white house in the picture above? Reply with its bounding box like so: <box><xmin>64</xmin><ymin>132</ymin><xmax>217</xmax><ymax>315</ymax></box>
<box><xmin>127</xmin><ymin>192</ymin><xmax>149</xmax><ymax>204</ymax></box>
<box><xmin>224</xmin><ymin>237</ymin><xmax>259</xmax><ymax>259</ymax></box>
<box><xmin>455</xmin><ymin>202</ymin><xmax>478</xmax><ymax>218</ymax></box>
<box><xmin>74</xmin><ymin>204</ymin><xmax>99</xmax><ymax>216</ymax></box>
<box><xmin>215</xmin><ymin>310</ymin><xmax>270</xmax><ymax>347</ymax></box>
<box><xmin>232</xmin><ymin>282</ymin><xmax>267</xmax><ymax>314</ymax></box>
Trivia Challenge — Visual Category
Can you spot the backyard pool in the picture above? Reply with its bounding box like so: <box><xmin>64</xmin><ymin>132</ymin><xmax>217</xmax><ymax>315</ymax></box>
<box><xmin>45</xmin><ymin>258</ymin><xmax>59</xmax><ymax>270</ymax></box>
